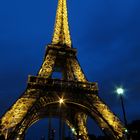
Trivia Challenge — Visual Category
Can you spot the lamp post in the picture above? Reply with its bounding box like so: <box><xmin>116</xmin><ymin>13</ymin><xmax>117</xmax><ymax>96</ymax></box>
<box><xmin>59</xmin><ymin>97</ymin><xmax>65</xmax><ymax>140</ymax></box>
<box><xmin>116</xmin><ymin>87</ymin><xmax>128</xmax><ymax>127</ymax></box>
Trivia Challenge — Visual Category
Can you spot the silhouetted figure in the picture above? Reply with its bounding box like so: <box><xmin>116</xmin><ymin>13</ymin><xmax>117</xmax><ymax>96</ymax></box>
<box><xmin>97</xmin><ymin>136</ymin><xmax>108</xmax><ymax>140</ymax></box>
<box><xmin>64</xmin><ymin>137</ymin><xmax>72</xmax><ymax>140</ymax></box>
<box><xmin>0</xmin><ymin>135</ymin><xmax>5</xmax><ymax>140</ymax></box>
<box><xmin>40</xmin><ymin>136</ymin><xmax>45</xmax><ymax>140</ymax></box>
<box><xmin>88</xmin><ymin>134</ymin><xmax>97</xmax><ymax>140</ymax></box>
<box><xmin>49</xmin><ymin>129</ymin><xmax>55</xmax><ymax>140</ymax></box>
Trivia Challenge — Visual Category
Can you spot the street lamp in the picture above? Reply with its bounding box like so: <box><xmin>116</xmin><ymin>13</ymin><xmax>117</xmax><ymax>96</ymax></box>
<box><xmin>116</xmin><ymin>88</ymin><xmax>124</xmax><ymax>95</ymax></box>
<box><xmin>116</xmin><ymin>87</ymin><xmax>128</xmax><ymax>127</ymax></box>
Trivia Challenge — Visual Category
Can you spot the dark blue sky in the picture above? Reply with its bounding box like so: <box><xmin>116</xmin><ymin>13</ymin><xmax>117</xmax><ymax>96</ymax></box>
<box><xmin>0</xmin><ymin>0</ymin><xmax>140</xmax><ymax>139</ymax></box>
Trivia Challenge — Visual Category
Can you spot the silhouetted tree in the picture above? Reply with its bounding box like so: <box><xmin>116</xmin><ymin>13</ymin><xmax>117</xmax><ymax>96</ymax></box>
<box><xmin>128</xmin><ymin>120</ymin><xmax>140</xmax><ymax>140</ymax></box>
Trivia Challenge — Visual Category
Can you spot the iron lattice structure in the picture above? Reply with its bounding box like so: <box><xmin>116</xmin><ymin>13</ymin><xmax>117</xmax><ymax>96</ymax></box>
<box><xmin>0</xmin><ymin>0</ymin><xmax>126</xmax><ymax>139</ymax></box>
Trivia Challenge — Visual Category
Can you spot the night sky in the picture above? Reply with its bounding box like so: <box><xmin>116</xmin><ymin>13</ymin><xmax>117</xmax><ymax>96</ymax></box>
<box><xmin>0</xmin><ymin>0</ymin><xmax>140</xmax><ymax>139</ymax></box>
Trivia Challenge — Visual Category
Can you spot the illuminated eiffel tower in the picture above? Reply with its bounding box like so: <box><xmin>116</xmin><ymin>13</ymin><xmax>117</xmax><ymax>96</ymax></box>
<box><xmin>0</xmin><ymin>0</ymin><xmax>126</xmax><ymax>139</ymax></box>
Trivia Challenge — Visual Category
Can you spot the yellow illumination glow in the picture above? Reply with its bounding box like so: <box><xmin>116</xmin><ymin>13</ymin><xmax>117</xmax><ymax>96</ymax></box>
<box><xmin>71</xmin><ymin>128</ymin><xmax>75</xmax><ymax>132</ymax></box>
<box><xmin>125</xmin><ymin>129</ymin><xmax>128</xmax><ymax>133</ymax></box>
<box><xmin>52</xmin><ymin>0</ymin><xmax>71</xmax><ymax>47</ymax></box>
<box><xmin>59</xmin><ymin>98</ymin><xmax>64</xmax><ymax>104</ymax></box>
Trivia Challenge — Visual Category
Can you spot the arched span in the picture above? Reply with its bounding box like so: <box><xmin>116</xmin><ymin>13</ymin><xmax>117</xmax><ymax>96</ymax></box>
<box><xmin>7</xmin><ymin>96</ymin><xmax>125</xmax><ymax>140</ymax></box>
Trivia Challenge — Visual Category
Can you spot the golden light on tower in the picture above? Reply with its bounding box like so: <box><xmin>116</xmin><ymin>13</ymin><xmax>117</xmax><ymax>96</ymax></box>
<box><xmin>0</xmin><ymin>0</ymin><xmax>126</xmax><ymax>139</ymax></box>
<box><xmin>59</xmin><ymin>98</ymin><xmax>64</xmax><ymax>104</ymax></box>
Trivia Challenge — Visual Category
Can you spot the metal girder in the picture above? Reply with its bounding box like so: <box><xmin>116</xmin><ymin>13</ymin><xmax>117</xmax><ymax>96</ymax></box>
<box><xmin>1</xmin><ymin>89</ymin><xmax>125</xmax><ymax>140</ymax></box>
<box><xmin>0</xmin><ymin>0</ymin><xmax>126</xmax><ymax>139</ymax></box>
<box><xmin>52</xmin><ymin>0</ymin><xmax>71</xmax><ymax>47</ymax></box>
<box><xmin>0</xmin><ymin>45</ymin><xmax>126</xmax><ymax>139</ymax></box>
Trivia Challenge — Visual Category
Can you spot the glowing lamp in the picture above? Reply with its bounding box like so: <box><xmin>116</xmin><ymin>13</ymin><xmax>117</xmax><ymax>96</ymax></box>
<box><xmin>59</xmin><ymin>98</ymin><xmax>64</xmax><ymax>104</ymax></box>
<box><xmin>116</xmin><ymin>88</ymin><xmax>124</xmax><ymax>95</ymax></box>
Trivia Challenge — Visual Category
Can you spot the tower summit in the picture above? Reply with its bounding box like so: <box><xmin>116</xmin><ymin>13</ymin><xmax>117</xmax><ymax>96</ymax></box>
<box><xmin>52</xmin><ymin>0</ymin><xmax>71</xmax><ymax>47</ymax></box>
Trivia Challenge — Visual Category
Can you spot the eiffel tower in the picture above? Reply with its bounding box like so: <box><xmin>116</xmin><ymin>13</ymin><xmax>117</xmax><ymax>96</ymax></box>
<box><xmin>0</xmin><ymin>0</ymin><xmax>126</xmax><ymax>140</ymax></box>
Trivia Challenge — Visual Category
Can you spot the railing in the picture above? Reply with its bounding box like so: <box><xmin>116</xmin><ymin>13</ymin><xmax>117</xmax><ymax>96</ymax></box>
<box><xmin>28</xmin><ymin>76</ymin><xmax>98</xmax><ymax>94</ymax></box>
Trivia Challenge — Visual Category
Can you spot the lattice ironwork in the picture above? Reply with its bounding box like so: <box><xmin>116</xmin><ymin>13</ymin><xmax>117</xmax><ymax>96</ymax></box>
<box><xmin>52</xmin><ymin>0</ymin><xmax>71</xmax><ymax>47</ymax></box>
<box><xmin>0</xmin><ymin>0</ymin><xmax>126</xmax><ymax>140</ymax></box>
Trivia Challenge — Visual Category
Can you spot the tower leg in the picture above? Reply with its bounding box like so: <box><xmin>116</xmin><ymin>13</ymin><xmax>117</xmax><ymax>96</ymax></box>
<box><xmin>66</xmin><ymin>112</ymin><xmax>89</xmax><ymax>140</ymax></box>
<box><xmin>75</xmin><ymin>113</ymin><xmax>89</xmax><ymax>140</ymax></box>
